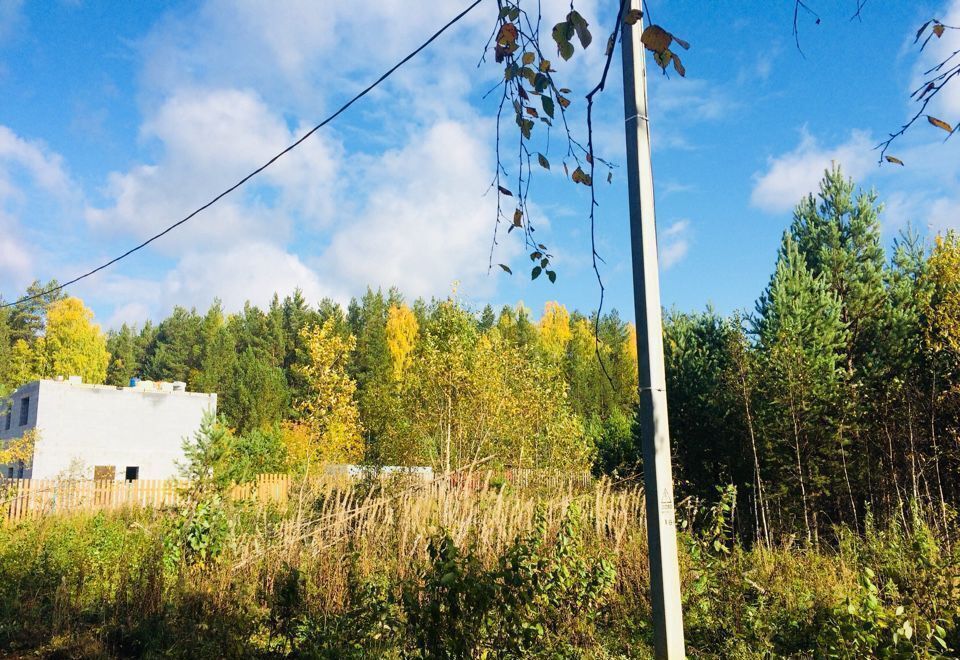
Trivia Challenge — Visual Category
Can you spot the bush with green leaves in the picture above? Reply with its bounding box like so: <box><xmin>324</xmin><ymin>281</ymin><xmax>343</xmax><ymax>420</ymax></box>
<box><xmin>405</xmin><ymin>504</ymin><xmax>616</xmax><ymax>657</ymax></box>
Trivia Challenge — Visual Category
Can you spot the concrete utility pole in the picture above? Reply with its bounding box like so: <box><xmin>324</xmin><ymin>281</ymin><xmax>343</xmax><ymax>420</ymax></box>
<box><xmin>620</xmin><ymin>2</ymin><xmax>686</xmax><ymax>657</ymax></box>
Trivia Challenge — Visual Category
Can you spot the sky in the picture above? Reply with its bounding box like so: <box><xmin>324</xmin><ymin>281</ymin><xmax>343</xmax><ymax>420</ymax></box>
<box><xmin>0</xmin><ymin>0</ymin><xmax>959</xmax><ymax>328</ymax></box>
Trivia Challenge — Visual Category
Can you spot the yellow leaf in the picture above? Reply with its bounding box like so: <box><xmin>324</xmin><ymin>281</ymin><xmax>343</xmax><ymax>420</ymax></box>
<box><xmin>928</xmin><ymin>115</ymin><xmax>954</xmax><ymax>133</ymax></box>
<box><xmin>571</xmin><ymin>166</ymin><xmax>592</xmax><ymax>186</ymax></box>
<box><xmin>885</xmin><ymin>155</ymin><xmax>905</xmax><ymax>166</ymax></box>
<box><xmin>538</xmin><ymin>59</ymin><xmax>551</xmax><ymax>72</ymax></box>
<box><xmin>513</xmin><ymin>208</ymin><xmax>523</xmax><ymax>226</ymax></box>
<box><xmin>933</xmin><ymin>23</ymin><xmax>945</xmax><ymax>38</ymax></box>
<box><xmin>641</xmin><ymin>25</ymin><xmax>672</xmax><ymax>53</ymax></box>
<box><xmin>497</xmin><ymin>23</ymin><xmax>519</xmax><ymax>46</ymax></box>
<box><xmin>522</xmin><ymin>51</ymin><xmax>535</xmax><ymax>65</ymax></box>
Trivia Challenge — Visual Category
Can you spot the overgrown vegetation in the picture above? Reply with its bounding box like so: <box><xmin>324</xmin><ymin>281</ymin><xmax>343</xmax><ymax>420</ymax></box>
<box><xmin>0</xmin><ymin>472</ymin><xmax>958</xmax><ymax>658</ymax></box>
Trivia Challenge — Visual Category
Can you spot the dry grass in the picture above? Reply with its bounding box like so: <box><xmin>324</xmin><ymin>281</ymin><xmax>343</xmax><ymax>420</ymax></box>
<box><xmin>224</xmin><ymin>474</ymin><xmax>649</xmax><ymax>612</ymax></box>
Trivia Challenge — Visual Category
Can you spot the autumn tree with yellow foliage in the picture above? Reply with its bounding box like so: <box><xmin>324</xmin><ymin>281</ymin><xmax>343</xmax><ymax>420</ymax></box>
<box><xmin>294</xmin><ymin>319</ymin><xmax>363</xmax><ymax>464</ymax></box>
<box><xmin>385</xmin><ymin>304</ymin><xmax>419</xmax><ymax>384</ymax></box>
<box><xmin>32</xmin><ymin>297</ymin><xmax>110</xmax><ymax>384</ymax></box>
<box><xmin>538</xmin><ymin>301</ymin><xmax>572</xmax><ymax>361</ymax></box>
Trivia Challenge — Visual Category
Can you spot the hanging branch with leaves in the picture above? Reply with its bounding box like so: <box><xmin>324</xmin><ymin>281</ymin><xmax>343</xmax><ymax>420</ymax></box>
<box><xmin>879</xmin><ymin>18</ymin><xmax>959</xmax><ymax>165</ymax></box>
<box><xmin>482</xmin><ymin>0</ymin><xmax>688</xmax><ymax>289</ymax></box>
<box><xmin>482</xmin><ymin>0</ymin><xmax>602</xmax><ymax>285</ymax></box>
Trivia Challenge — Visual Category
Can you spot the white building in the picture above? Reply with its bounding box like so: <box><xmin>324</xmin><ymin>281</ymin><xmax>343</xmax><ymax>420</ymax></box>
<box><xmin>0</xmin><ymin>377</ymin><xmax>217</xmax><ymax>480</ymax></box>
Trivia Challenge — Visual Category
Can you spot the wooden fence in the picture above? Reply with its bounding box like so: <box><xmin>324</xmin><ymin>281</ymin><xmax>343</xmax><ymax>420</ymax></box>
<box><xmin>0</xmin><ymin>474</ymin><xmax>294</xmax><ymax>525</ymax></box>
<box><xmin>0</xmin><ymin>469</ymin><xmax>592</xmax><ymax>525</ymax></box>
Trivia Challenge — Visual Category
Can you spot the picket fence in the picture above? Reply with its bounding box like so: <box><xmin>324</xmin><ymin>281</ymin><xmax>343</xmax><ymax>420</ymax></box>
<box><xmin>0</xmin><ymin>474</ymin><xmax>293</xmax><ymax>525</ymax></box>
<box><xmin>0</xmin><ymin>469</ymin><xmax>592</xmax><ymax>525</ymax></box>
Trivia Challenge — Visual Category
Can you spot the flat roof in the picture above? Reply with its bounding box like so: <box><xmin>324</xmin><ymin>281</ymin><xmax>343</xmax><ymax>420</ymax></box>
<box><xmin>3</xmin><ymin>379</ymin><xmax>216</xmax><ymax>399</ymax></box>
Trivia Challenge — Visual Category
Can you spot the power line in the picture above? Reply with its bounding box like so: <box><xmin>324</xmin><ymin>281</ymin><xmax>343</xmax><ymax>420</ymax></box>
<box><xmin>2</xmin><ymin>0</ymin><xmax>484</xmax><ymax>310</ymax></box>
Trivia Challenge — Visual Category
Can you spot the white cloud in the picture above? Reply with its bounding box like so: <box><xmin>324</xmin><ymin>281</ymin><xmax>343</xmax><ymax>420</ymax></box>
<box><xmin>137</xmin><ymin>0</ymin><xmax>498</xmax><ymax>117</ymax></box>
<box><xmin>0</xmin><ymin>234</ymin><xmax>30</xmax><ymax>286</ymax></box>
<box><xmin>658</xmin><ymin>219</ymin><xmax>690</xmax><ymax>269</ymax></box>
<box><xmin>650</xmin><ymin>78</ymin><xmax>736</xmax><ymax>122</ymax></box>
<box><xmin>162</xmin><ymin>241</ymin><xmax>328</xmax><ymax>311</ymax></box>
<box><xmin>0</xmin><ymin>125</ymin><xmax>76</xmax><ymax>293</ymax></box>
<box><xmin>85</xmin><ymin>88</ymin><xmax>340</xmax><ymax>253</ymax></box>
<box><xmin>0</xmin><ymin>126</ymin><xmax>73</xmax><ymax>196</ymax></box>
<box><xmin>750</xmin><ymin>129</ymin><xmax>875</xmax><ymax>213</ymax></box>
<box><xmin>318</xmin><ymin>119</ymin><xmax>514</xmax><ymax>301</ymax></box>
<box><xmin>926</xmin><ymin>195</ymin><xmax>960</xmax><ymax>233</ymax></box>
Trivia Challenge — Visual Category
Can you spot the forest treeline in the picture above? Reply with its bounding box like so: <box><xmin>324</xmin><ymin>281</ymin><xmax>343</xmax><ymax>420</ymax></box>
<box><xmin>3</xmin><ymin>166</ymin><xmax>960</xmax><ymax>544</ymax></box>
<box><xmin>0</xmin><ymin>275</ymin><xmax>640</xmax><ymax>478</ymax></box>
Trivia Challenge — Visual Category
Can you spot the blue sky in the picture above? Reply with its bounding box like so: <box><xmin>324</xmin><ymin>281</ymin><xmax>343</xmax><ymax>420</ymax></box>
<box><xmin>1</xmin><ymin>0</ymin><xmax>958</xmax><ymax>328</ymax></box>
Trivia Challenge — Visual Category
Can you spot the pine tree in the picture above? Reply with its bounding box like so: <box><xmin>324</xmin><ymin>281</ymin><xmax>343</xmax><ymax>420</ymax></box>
<box><xmin>789</xmin><ymin>166</ymin><xmax>885</xmax><ymax>375</ymax></box>
<box><xmin>146</xmin><ymin>306</ymin><xmax>203</xmax><ymax>383</ymax></box>
<box><xmin>755</xmin><ymin>236</ymin><xmax>848</xmax><ymax>542</ymax></box>
<box><xmin>478</xmin><ymin>304</ymin><xmax>496</xmax><ymax>332</ymax></box>
<box><xmin>7</xmin><ymin>279</ymin><xmax>66</xmax><ymax>344</ymax></box>
<box><xmin>106</xmin><ymin>324</ymin><xmax>142</xmax><ymax>386</ymax></box>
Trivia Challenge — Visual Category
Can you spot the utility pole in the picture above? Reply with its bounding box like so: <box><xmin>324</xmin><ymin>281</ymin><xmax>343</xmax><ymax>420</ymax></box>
<box><xmin>620</xmin><ymin>2</ymin><xmax>686</xmax><ymax>657</ymax></box>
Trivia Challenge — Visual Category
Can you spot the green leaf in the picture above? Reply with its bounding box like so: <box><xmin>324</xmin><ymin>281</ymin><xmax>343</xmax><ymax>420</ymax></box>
<box><xmin>520</xmin><ymin>118</ymin><xmax>534</xmax><ymax>139</ymax></box>
<box><xmin>541</xmin><ymin>95</ymin><xmax>555</xmax><ymax>118</ymax></box>
<box><xmin>552</xmin><ymin>21</ymin><xmax>574</xmax><ymax>46</ymax></box>
<box><xmin>558</xmin><ymin>39</ymin><xmax>574</xmax><ymax>61</ymax></box>
<box><xmin>509</xmin><ymin>6</ymin><xmax>520</xmax><ymax>21</ymax></box>
<box><xmin>533</xmin><ymin>73</ymin><xmax>550</xmax><ymax>93</ymax></box>
<box><xmin>537</xmin><ymin>153</ymin><xmax>550</xmax><ymax>169</ymax></box>
<box><xmin>654</xmin><ymin>49</ymin><xmax>672</xmax><ymax>71</ymax></box>
<box><xmin>547</xmin><ymin>270</ymin><xmax>556</xmax><ymax>283</ymax></box>
<box><xmin>498</xmin><ymin>185</ymin><xmax>513</xmax><ymax>196</ymax></box>
<box><xmin>568</xmin><ymin>11</ymin><xmax>592</xmax><ymax>49</ymax></box>
<box><xmin>499</xmin><ymin>264</ymin><xmax>512</xmax><ymax>274</ymax></box>
<box><xmin>531</xmin><ymin>266</ymin><xmax>542</xmax><ymax>280</ymax></box>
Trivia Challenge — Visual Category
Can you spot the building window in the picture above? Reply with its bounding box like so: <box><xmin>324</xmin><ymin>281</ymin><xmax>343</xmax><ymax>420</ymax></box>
<box><xmin>4</xmin><ymin>410</ymin><xmax>9</xmax><ymax>431</ymax></box>
<box><xmin>6</xmin><ymin>467</ymin><xmax>12</xmax><ymax>479</ymax></box>
<box><xmin>18</xmin><ymin>397</ymin><xmax>29</xmax><ymax>426</ymax></box>
<box><xmin>16</xmin><ymin>462</ymin><xmax>24</xmax><ymax>479</ymax></box>
<box><xmin>125</xmin><ymin>466</ymin><xmax>139</xmax><ymax>481</ymax></box>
